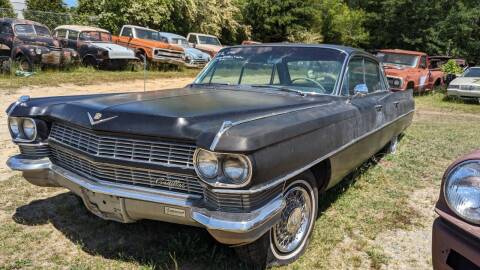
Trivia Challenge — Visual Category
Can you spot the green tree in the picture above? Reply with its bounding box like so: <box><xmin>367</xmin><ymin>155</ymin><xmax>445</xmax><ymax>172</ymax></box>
<box><xmin>242</xmin><ymin>0</ymin><xmax>321</xmax><ymax>43</ymax></box>
<box><xmin>0</xmin><ymin>0</ymin><xmax>15</xmax><ymax>18</ymax></box>
<box><xmin>23</xmin><ymin>0</ymin><xmax>70</xmax><ymax>29</ymax></box>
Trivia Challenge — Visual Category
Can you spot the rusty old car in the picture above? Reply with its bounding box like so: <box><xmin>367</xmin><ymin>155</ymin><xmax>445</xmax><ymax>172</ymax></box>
<box><xmin>112</xmin><ymin>25</ymin><xmax>185</xmax><ymax>66</ymax></box>
<box><xmin>0</xmin><ymin>18</ymin><xmax>78</xmax><ymax>71</ymax></box>
<box><xmin>433</xmin><ymin>149</ymin><xmax>480</xmax><ymax>269</ymax></box>
<box><xmin>377</xmin><ymin>49</ymin><xmax>444</xmax><ymax>93</ymax></box>
<box><xmin>186</xmin><ymin>32</ymin><xmax>223</xmax><ymax>57</ymax></box>
<box><xmin>53</xmin><ymin>25</ymin><xmax>137</xmax><ymax>70</ymax></box>
<box><xmin>6</xmin><ymin>44</ymin><xmax>414</xmax><ymax>267</ymax></box>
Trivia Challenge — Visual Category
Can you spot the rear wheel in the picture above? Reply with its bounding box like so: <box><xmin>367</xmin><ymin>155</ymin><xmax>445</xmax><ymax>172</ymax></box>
<box><xmin>235</xmin><ymin>172</ymin><xmax>318</xmax><ymax>267</ymax></box>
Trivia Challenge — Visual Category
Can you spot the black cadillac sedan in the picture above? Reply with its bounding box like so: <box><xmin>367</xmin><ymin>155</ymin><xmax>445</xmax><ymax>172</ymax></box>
<box><xmin>6</xmin><ymin>44</ymin><xmax>414</xmax><ymax>267</ymax></box>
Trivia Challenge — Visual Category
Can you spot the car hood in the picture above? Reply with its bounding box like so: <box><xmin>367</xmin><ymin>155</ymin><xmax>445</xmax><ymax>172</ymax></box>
<box><xmin>16</xmin><ymin>35</ymin><xmax>56</xmax><ymax>47</ymax></box>
<box><xmin>383</xmin><ymin>65</ymin><xmax>417</xmax><ymax>77</ymax></box>
<box><xmin>9</xmin><ymin>87</ymin><xmax>341</xmax><ymax>151</ymax></box>
<box><xmin>196</xmin><ymin>44</ymin><xmax>222</xmax><ymax>53</ymax></box>
<box><xmin>133</xmin><ymin>38</ymin><xmax>183</xmax><ymax>52</ymax></box>
<box><xmin>450</xmin><ymin>77</ymin><xmax>480</xmax><ymax>86</ymax></box>
<box><xmin>184</xmin><ymin>47</ymin><xmax>210</xmax><ymax>59</ymax></box>
<box><xmin>90</xmin><ymin>42</ymin><xmax>136</xmax><ymax>59</ymax></box>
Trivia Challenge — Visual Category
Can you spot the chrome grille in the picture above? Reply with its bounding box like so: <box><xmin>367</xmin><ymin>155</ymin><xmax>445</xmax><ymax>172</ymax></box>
<box><xmin>19</xmin><ymin>144</ymin><xmax>50</xmax><ymax>158</ymax></box>
<box><xmin>204</xmin><ymin>184</ymin><xmax>283</xmax><ymax>212</ymax></box>
<box><xmin>49</xmin><ymin>123</ymin><xmax>196</xmax><ymax>169</ymax></box>
<box><xmin>50</xmin><ymin>146</ymin><xmax>203</xmax><ymax>196</ymax></box>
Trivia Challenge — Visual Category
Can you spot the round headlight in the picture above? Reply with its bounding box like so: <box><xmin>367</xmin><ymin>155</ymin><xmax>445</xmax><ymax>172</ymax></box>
<box><xmin>445</xmin><ymin>160</ymin><xmax>480</xmax><ymax>224</ymax></box>
<box><xmin>35</xmin><ymin>48</ymin><xmax>42</xmax><ymax>55</ymax></box>
<box><xmin>8</xmin><ymin>117</ymin><xmax>20</xmax><ymax>137</ymax></box>
<box><xmin>393</xmin><ymin>79</ymin><xmax>401</xmax><ymax>87</ymax></box>
<box><xmin>223</xmin><ymin>156</ymin><xmax>249</xmax><ymax>183</ymax></box>
<box><xmin>22</xmin><ymin>118</ymin><xmax>36</xmax><ymax>140</ymax></box>
<box><xmin>196</xmin><ymin>150</ymin><xmax>219</xmax><ymax>179</ymax></box>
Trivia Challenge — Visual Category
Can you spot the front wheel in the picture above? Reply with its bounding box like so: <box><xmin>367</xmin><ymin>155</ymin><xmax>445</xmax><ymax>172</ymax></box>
<box><xmin>235</xmin><ymin>173</ymin><xmax>318</xmax><ymax>267</ymax></box>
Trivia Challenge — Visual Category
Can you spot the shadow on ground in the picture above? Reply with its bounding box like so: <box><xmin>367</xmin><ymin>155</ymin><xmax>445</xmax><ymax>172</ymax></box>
<box><xmin>10</xmin><ymin>150</ymin><xmax>390</xmax><ymax>270</ymax></box>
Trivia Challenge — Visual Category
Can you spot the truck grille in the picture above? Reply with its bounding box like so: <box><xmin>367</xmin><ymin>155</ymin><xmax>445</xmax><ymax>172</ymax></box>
<box><xmin>49</xmin><ymin>123</ymin><xmax>196</xmax><ymax>169</ymax></box>
<box><xmin>50</xmin><ymin>146</ymin><xmax>204</xmax><ymax>196</ymax></box>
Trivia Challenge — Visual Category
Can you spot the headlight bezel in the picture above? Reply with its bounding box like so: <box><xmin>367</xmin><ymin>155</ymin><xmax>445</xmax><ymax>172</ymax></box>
<box><xmin>8</xmin><ymin>117</ymin><xmax>38</xmax><ymax>142</ymax></box>
<box><xmin>193</xmin><ymin>149</ymin><xmax>253</xmax><ymax>188</ymax></box>
<box><xmin>444</xmin><ymin>160</ymin><xmax>480</xmax><ymax>225</ymax></box>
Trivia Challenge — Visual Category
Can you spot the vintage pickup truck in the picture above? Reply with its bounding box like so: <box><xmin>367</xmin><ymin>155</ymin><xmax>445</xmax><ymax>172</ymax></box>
<box><xmin>186</xmin><ymin>32</ymin><xmax>223</xmax><ymax>57</ymax></box>
<box><xmin>377</xmin><ymin>49</ymin><xmax>444</xmax><ymax>93</ymax></box>
<box><xmin>6</xmin><ymin>44</ymin><xmax>414</xmax><ymax>267</ymax></box>
<box><xmin>0</xmin><ymin>18</ymin><xmax>78</xmax><ymax>71</ymax></box>
<box><xmin>112</xmin><ymin>25</ymin><xmax>185</xmax><ymax>66</ymax></box>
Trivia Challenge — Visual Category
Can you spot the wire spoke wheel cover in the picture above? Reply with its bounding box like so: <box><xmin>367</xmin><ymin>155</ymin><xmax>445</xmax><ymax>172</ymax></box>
<box><xmin>271</xmin><ymin>180</ymin><xmax>314</xmax><ymax>258</ymax></box>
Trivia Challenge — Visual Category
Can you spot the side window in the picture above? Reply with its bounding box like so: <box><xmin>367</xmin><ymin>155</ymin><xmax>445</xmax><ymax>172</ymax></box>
<box><xmin>420</xmin><ymin>56</ymin><xmax>427</xmax><ymax>69</ymax></box>
<box><xmin>0</xmin><ymin>23</ymin><xmax>12</xmax><ymax>35</ymax></box>
<box><xmin>364</xmin><ymin>59</ymin><xmax>385</xmax><ymax>92</ymax></box>
<box><xmin>67</xmin><ymin>30</ymin><xmax>78</xmax><ymax>40</ymax></box>
<box><xmin>343</xmin><ymin>57</ymin><xmax>364</xmax><ymax>96</ymax></box>
<box><xmin>188</xmin><ymin>34</ymin><xmax>197</xmax><ymax>44</ymax></box>
<box><xmin>55</xmin><ymin>29</ymin><xmax>67</xmax><ymax>38</ymax></box>
<box><xmin>121</xmin><ymin>27</ymin><xmax>132</xmax><ymax>37</ymax></box>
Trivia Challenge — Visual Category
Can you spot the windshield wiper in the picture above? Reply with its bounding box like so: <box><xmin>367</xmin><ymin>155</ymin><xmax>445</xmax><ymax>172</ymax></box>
<box><xmin>251</xmin><ymin>85</ymin><xmax>320</xmax><ymax>97</ymax></box>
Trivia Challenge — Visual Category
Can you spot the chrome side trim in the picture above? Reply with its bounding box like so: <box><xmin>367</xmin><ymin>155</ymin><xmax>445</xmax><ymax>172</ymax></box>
<box><xmin>209</xmin><ymin>102</ymin><xmax>334</xmax><ymax>151</ymax></box>
<box><xmin>212</xmin><ymin>109</ymin><xmax>415</xmax><ymax>194</ymax></box>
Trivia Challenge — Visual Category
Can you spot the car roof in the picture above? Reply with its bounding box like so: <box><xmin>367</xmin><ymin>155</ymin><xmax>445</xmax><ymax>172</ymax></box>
<box><xmin>379</xmin><ymin>49</ymin><xmax>426</xmax><ymax>56</ymax></box>
<box><xmin>159</xmin><ymin>32</ymin><xmax>186</xmax><ymax>39</ymax></box>
<box><xmin>226</xmin><ymin>43</ymin><xmax>368</xmax><ymax>56</ymax></box>
<box><xmin>55</xmin><ymin>25</ymin><xmax>110</xmax><ymax>33</ymax></box>
<box><xmin>123</xmin><ymin>25</ymin><xmax>155</xmax><ymax>31</ymax></box>
<box><xmin>0</xmin><ymin>18</ymin><xmax>47</xmax><ymax>27</ymax></box>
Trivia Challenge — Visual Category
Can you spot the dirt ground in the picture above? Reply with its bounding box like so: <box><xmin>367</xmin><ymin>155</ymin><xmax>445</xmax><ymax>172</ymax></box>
<box><xmin>0</xmin><ymin>77</ymin><xmax>194</xmax><ymax>181</ymax></box>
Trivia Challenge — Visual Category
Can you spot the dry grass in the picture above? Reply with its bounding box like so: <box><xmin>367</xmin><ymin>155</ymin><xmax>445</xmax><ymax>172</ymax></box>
<box><xmin>0</xmin><ymin>92</ymin><xmax>479</xmax><ymax>269</ymax></box>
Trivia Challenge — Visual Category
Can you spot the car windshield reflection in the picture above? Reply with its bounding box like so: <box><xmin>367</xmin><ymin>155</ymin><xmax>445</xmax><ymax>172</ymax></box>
<box><xmin>194</xmin><ymin>46</ymin><xmax>346</xmax><ymax>95</ymax></box>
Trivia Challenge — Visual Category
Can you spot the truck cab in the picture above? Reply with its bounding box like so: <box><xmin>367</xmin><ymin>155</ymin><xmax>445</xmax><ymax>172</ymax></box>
<box><xmin>377</xmin><ymin>49</ymin><xmax>444</xmax><ymax>93</ymax></box>
<box><xmin>112</xmin><ymin>25</ymin><xmax>185</xmax><ymax>66</ymax></box>
<box><xmin>186</xmin><ymin>32</ymin><xmax>223</xmax><ymax>57</ymax></box>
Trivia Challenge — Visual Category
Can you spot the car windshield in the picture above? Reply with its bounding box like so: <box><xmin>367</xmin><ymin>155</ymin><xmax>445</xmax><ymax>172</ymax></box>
<box><xmin>463</xmin><ymin>68</ymin><xmax>480</xmax><ymax>77</ymax></box>
<box><xmin>171</xmin><ymin>37</ymin><xmax>188</xmax><ymax>47</ymax></box>
<box><xmin>378</xmin><ymin>52</ymin><xmax>419</xmax><ymax>67</ymax></box>
<box><xmin>79</xmin><ymin>31</ymin><xmax>111</xmax><ymax>42</ymax></box>
<box><xmin>14</xmin><ymin>24</ymin><xmax>51</xmax><ymax>36</ymax></box>
<box><xmin>198</xmin><ymin>35</ymin><xmax>221</xmax><ymax>46</ymax></box>
<box><xmin>194</xmin><ymin>46</ymin><xmax>346</xmax><ymax>95</ymax></box>
<box><xmin>136</xmin><ymin>28</ymin><xmax>161</xmax><ymax>41</ymax></box>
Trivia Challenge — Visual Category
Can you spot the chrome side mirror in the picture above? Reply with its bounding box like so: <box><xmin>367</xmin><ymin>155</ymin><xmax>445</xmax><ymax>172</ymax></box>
<box><xmin>354</xmin><ymin>84</ymin><xmax>369</xmax><ymax>95</ymax></box>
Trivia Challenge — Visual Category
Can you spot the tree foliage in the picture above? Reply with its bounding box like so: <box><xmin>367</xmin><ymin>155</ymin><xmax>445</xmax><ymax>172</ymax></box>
<box><xmin>24</xmin><ymin>0</ymin><xmax>70</xmax><ymax>29</ymax></box>
<box><xmin>0</xmin><ymin>0</ymin><xmax>15</xmax><ymax>18</ymax></box>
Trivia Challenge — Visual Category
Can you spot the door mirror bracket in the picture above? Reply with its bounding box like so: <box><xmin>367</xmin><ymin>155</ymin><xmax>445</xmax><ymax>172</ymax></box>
<box><xmin>347</xmin><ymin>84</ymin><xmax>369</xmax><ymax>103</ymax></box>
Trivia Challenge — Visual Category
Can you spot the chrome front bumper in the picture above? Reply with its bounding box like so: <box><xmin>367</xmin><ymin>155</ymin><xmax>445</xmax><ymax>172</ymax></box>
<box><xmin>7</xmin><ymin>155</ymin><xmax>285</xmax><ymax>245</ymax></box>
<box><xmin>447</xmin><ymin>89</ymin><xmax>480</xmax><ymax>99</ymax></box>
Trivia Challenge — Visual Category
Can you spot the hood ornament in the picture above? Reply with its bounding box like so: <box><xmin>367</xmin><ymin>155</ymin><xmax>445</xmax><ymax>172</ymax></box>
<box><xmin>87</xmin><ymin>112</ymin><xmax>118</xmax><ymax>125</ymax></box>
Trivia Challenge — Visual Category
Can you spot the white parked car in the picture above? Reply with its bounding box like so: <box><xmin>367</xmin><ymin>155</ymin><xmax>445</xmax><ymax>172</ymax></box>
<box><xmin>447</xmin><ymin>67</ymin><xmax>480</xmax><ymax>102</ymax></box>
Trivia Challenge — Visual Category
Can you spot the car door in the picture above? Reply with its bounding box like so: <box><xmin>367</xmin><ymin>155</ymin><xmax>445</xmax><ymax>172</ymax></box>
<box><xmin>0</xmin><ymin>22</ymin><xmax>13</xmax><ymax>58</ymax></box>
<box><xmin>118</xmin><ymin>27</ymin><xmax>133</xmax><ymax>47</ymax></box>
<box><xmin>418</xmin><ymin>55</ymin><xmax>430</xmax><ymax>91</ymax></box>
<box><xmin>66</xmin><ymin>30</ymin><xmax>78</xmax><ymax>50</ymax></box>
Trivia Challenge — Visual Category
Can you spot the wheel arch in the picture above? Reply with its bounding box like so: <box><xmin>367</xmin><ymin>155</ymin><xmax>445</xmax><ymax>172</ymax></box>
<box><xmin>308</xmin><ymin>158</ymin><xmax>331</xmax><ymax>192</ymax></box>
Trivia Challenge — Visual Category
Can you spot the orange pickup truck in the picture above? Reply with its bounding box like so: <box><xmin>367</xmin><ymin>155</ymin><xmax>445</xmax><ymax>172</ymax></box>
<box><xmin>112</xmin><ymin>25</ymin><xmax>185</xmax><ymax>66</ymax></box>
<box><xmin>377</xmin><ymin>49</ymin><xmax>444</xmax><ymax>93</ymax></box>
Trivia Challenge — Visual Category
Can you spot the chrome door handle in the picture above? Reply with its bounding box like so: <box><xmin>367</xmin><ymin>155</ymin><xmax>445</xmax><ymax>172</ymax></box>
<box><xmin>393</xmin><ymin>101</ymin><xmax>400</xmax><ymax>108</ymax></box>
<box><xmin>374</xmin><ymin>105</ymin><xmax>383</xmax><ymax>111</ymax></box>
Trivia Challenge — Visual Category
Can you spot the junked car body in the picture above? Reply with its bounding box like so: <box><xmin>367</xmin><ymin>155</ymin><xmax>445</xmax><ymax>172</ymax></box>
<box><xmin>377</xmin><ymin>49</ymin><xmax>444</xmax><ymax>93</ymax></box>
<box><xmin>186</xmin><ymin>32</ymin><xmax>223</xmax><ymax>57</ymax></box>
<box><xmin>0</xmin><ymin>18</ymin><xmax>78</xmax><ymax>71</ymax></box>
<box><xmin>433</xmin><ymin>149</ymin><xmax>480</xmax><ymax>269</ymax></box>
<box><xmin>112</xmin><ymin>25</ymin><xmax>185</xmax><ymax>66</ymax></box>
<box><xmin>54</xmin><ymin>25</ymin><xmax>137</xmax><ymax>70</ymax></box>
<box><xmin>158</xmin><ymin>32</ymin><xmax>211</xmax><ymax>68</ymax></box>
<box><xmin>6</xmin><ymin>44</ymin><xmax>414</xmax><ymax>267</ymax></box>
<box><xmin>447</xmin><ymin>67</ymin><xmax>480</xmax><ymax>102</ymax></box>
